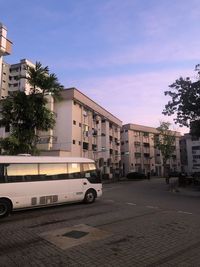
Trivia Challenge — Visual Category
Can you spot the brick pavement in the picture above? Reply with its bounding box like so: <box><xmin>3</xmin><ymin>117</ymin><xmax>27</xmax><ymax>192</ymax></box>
<box><xmin>1</xmin><ymin>180</ymin><xmax>200</xmax><ymax>266</ymax></box>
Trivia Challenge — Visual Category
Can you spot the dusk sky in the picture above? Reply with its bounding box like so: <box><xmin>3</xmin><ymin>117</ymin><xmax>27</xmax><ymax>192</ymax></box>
<box><xmin>1</xmin><ymin>0</ymin><xmax>200</xmax><ymax>134</ymax></box>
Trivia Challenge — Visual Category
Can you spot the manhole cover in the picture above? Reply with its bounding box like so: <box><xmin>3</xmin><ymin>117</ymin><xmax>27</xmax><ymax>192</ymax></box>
<box><xmin>63</xmin><ymin>230</ymin><xmax>89</xmax><ymax>239</ymax></box>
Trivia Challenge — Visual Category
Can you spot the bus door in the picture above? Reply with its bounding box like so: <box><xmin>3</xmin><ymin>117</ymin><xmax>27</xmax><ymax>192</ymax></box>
<box><xmin>68</xmin><ymin>163</ymin><xmax>85</xmax><ymax>201</ymax></box>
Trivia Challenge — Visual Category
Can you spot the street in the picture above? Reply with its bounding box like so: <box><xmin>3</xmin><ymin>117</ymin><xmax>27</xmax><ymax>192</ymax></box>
<box><xmin>1</xmin><ymin>178</ymin><xmax>200</xmax><ymax>266</ymax></box>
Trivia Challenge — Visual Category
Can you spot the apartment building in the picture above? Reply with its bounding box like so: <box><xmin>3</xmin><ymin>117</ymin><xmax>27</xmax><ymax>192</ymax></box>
<box><xmin>0</xmin><ymin>23</ymin><xmax>12</xmax><ymax>99</ymax></box>
<box><xmin>0</xmin><ymin>58</ymin><xmax>35</xmax><ymax>98</ymax></box>
<box><xmin>37</xmin><ymin>88</ymin><xmax>122</xmax><ymax>178</ymax></box>
<box><xmin>180</xmin><ymin>134</ymin><xmax>200</xmax><ymax>174</ymax></box>
<box><xmin>121</xmin><ymin>124</ymin><xmax>181</xmax><ymax>176</ymax></box>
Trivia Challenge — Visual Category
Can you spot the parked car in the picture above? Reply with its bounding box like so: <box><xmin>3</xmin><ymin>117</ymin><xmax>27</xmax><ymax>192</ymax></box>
<box><xmin>192</xmin><ymin>172</ymin><xmax>200</xmax><ymax>185</ymax></box>
<box><xmin>126</xmin><ymin>172</ymin><xmax>146</xmax><ymax>179</ymax></box>
<box><xmin>168</xmin><ymin>171</ymin><xmax>180</xmax><ymax>178</ymax></box>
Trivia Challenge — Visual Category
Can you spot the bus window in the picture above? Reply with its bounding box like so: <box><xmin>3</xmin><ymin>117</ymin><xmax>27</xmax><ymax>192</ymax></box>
<box><xmin>68</xmin><ymin>163</ymin><xmax>81</xmax><ymax>178</ymax></box>
<box><xmin>82</xmin><ymin>163</ymin><xmax>101</xmax><ymax>183</ymax></box>
<box><xmin>6</xmin><ymin>164</ymin><xmax>38</xmax><ymax>182</ymax></box>
<box><xmin>39</xmin><ymin>163</ymin><xmax>68</xmax><ymax>180</ymax></box>
<box><xmin>0</xmin><ymin>164</ymin><xmax>5</xmax><ymax>183</ymax></box>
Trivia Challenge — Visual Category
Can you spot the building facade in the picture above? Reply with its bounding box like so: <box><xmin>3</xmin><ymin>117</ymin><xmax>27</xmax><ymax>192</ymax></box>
<box><xmin>37</xmin><ymin>88</ymin><xmax>122</xmax><ymax>178</ymax></box>
<box><xmin>0</xmin><ymin>58</ymin><xmax>35</xmax><ymax>98</ymax></box>
<box><xmin>121</xmin><ymin>124</ymin><xmax>181</xmax><ymax>176</ymax></box>
<box><xmin>0</xmin><ymin>23</ymin><xmax>12</xmax><ymax>99</ymax></box>
<box><xmin>180</xmin><ymin>134</ymin><xmax>200</xmax><ymax>174</ymax></box>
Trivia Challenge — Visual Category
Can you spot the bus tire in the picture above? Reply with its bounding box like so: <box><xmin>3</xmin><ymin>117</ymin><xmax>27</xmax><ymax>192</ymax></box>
<box><xmin>0</xmin><ymin>199</ymin><xmax>12</xmax><ymax>218</ymax></box>
<box><xmin>84</xmin><ymin>189</ymin><xmax>96</xmax><ymax>204</ymax></box>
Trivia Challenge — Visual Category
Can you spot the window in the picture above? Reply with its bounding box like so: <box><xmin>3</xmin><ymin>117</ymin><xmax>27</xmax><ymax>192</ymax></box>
<box><xmin>143</xmin><ymin>143</ymin><xmax>150</xmax><ymax>147</ymax></box>
<box><xmin>191</xmin><ymin>136</ymin><xmax>199</xmax><ymax>141</ymax></box>
<box><xmin>83</xmin><ymin>142</ymin><xmax>89</xmax><ymax>150</ymax></box>
<box><xmin>79</xmin><ymin>141</ymin><xmax>81</xmax><ymax>145</ymax></box>
<box><xmin>5</xmin><ymin>164</ymin><xmax>38</xmax><ymax>183</ymax></box>
<box><xmin>68</xmin><ymin>163</ymin><xmax>81</xmax><ymax>178</ymax></box>
<box><xmin>79</xmin><ymin>123</ymin><xmax>81</xmax><ymax>127</ymax></box>
<box><xmin>135</xmin><ymin>153</ymin><xmax>141</xmax><ymax>158</ymax></box>
<box><xmin>193</xmin><ymin>155</ymin><xmax>200</xmax><ymax>159</ymax></box>
<box><xmin>0</xmin><ymin>165</ymin><xmax>5</xmax><ymax>183</ymax></box>
<box><xmin>134</xmin><ymin>141</ymin><xmax>140</xmax><ymax>146</ymax></box>
<box><xmin>192</xmin><ymin>146</ymin><xmax>200</xmax><ymax>150</ymax></box>
<box><xmin>39</xmin><ymin>163</ymin><xmax>68</xmax><ymax>180</ymax></box>
<box><xmin>0</xmin><ymin>162</ymin><xmax>97</xmax><ymax>183</ymax></box>
<box><xmin>73</xmin><ymin>140</ymin><xmax>76</xmax><ymax>144</ymax></box>
<box><xmin>82</xmin><ymin>163</ymin><xmax>99</xmax><ymax>183</ymax></box>
<box><xmin>73</xmin><ymin>120</ymin><xmax>76</xmax><ymax>125</ymax></box>
<box><xmin>10</xmin><ymin>67</ymin><xmax>19</xmax><ymax>72</ymax></box>
<box><xmin>92</xmin><ymin>144</ymin><xmax>97</xmax><ymax>151</ymax></box>
<box><xmin>143</xmin><ymin>132</ymin><xmax>149</xmax><ymax>137</ymax></box>
<box><xmin>93</xmin><ymin>129</ymin><xmax>98</xmax><ymax>136</ymax></box>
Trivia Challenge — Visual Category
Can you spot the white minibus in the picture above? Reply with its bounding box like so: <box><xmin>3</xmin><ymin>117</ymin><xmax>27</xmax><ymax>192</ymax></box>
<box><xmin>0</xmin><ymin>156</ymin><xmax>102</xmax><ymax>218</ymax></box>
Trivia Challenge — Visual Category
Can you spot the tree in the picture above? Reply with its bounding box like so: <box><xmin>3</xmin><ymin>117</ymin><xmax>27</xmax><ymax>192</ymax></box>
<box><xmin>0</xmin><ymin>62</ymin><xmax>64</xmax><ymax>155</ymax></box>
<box><xmin>154</xmin><ymin>122</ymin><xmax>176</xmax><ymax>178</ymax></box>
<box><xmin>163</xmin><ymin>64</ymin><xmax>200</xmax><ymax>136</ymax></box>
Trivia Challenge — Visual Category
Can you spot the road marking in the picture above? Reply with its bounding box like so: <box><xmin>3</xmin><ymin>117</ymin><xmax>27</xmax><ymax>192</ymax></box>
<box><xmin>146</xmin><ymin>205</ymin><xmax>159</xmax><ymax>209</ymax></box>
<box><xmin>127</xmin><ymin>202</ymin><xmax>136</xmax><ymax>206</ymax></box>
<box><xmin>178</xmin><ymin>211</ymin><xmax>193</xmax><ymax>215</ymax></box>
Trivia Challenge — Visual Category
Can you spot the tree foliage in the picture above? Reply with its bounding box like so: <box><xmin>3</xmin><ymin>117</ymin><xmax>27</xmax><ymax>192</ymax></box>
<box><xmin>163</xmin><ymin>64</ymin><xmax>200</xmax><ymax>136</ymax></box>
<box><xmin>0</xmin><ymin>62</ymin><xmax>64</xmax><ymax>155</ymax></box>
<box><xmin>154</xmin><ymin>122</ymin><xmax>176</xmax><ymax>177</ymax></box>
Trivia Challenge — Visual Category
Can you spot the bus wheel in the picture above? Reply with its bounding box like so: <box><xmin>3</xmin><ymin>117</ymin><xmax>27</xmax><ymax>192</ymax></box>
<box><xmin>84</xmin><ymin>190</ymin><xmax>96</xmax><ymax>204</ymax></box>
<box><xmin>0</xmin><ymin>199</ymin><xmax>12</xmax><ymax>218</ymax></box>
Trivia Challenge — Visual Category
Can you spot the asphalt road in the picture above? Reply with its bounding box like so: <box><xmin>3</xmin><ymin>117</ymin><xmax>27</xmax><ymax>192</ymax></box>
<box><xmin>1</xmin><ymin>178</ymin><xmax>200</xmax><ymax>266</ymax></box>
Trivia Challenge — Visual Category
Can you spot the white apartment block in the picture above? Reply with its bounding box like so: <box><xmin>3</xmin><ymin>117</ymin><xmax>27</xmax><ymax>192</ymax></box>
<box><xmin>37</xmin><ymin>88</ymin><xmax>122</xmax><ymax>178</ymax></box>
<box><xmin>180</xmin><ymin>134</ymin><xmax>200</xmax><ymax>174</ymax></box>
<box><xmin>1</xmin><ymin>58</ymin><xmax>35</xmax><ymax>98</ymax></box>
<box><xmin>0</xmin><ymin>23</ymin><xmax>12</xmax><ymax>99</ymax></box>
<box><xmin>121</xmin><ymin>124</ymin><xmax>181</xmax><ymax>176</ymax></box>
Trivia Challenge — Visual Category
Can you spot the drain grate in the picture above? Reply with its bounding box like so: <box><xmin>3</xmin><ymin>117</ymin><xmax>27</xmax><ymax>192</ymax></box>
<box><xmin>62</xmin><ymin>230</ymin><xmax>89</xmax><ymax>239</ymax></box>
<box><xmin>40</xmin><ymin>224</ymin><xmax>111</xmax><ymax>250</ymax></box>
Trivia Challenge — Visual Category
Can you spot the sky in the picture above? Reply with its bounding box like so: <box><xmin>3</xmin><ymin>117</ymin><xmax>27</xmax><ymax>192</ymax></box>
<box><xmin>1</xmin><ymin>0</ymin><xmax>200</xmax><ymax>134</ymax></box>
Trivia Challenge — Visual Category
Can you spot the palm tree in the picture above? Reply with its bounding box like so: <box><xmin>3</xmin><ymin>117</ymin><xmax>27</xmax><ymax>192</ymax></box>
<box><xmin>0</xmin><ymin>62</ymin><xmax>64</xmax><ymax>155</ymax></box>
